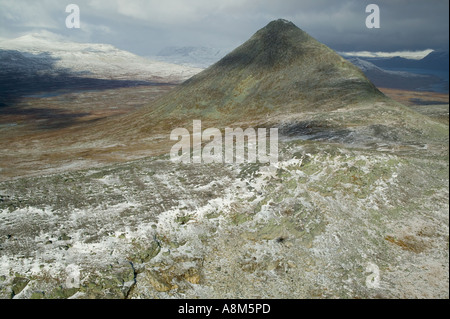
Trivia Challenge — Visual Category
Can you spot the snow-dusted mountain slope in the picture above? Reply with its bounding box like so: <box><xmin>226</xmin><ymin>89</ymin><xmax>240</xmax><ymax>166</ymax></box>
<box><xmin>349</xmin><ymin>57</ymin><xmax>425</xmax><ymax>76</ymax></box>
<box><xmin>0</xmin><ymin>32</ymin><xmax>202</xmax><ymax>83</ymax></box>
<box><xmin>347</xmin><ymin>57</ymin><xmax>445</xmax><ymax>92</ymax></box>
<box><xmin>149</xmin><ymin>46</ymin><xmax>229</xmax><ymax>68</ymax></box>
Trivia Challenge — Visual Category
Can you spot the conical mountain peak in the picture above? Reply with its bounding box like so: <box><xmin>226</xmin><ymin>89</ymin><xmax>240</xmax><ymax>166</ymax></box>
<box><xmin>158</xmin><ymin>19</ymin><xmax>383</xmax><ymax>121</ymax></box>
<box><xmin>214</xmin><ymin>19</ymin><xmax>314</xmax><ymax>69</ymax></box>
<box><xmin>128</xmin><ymin>19</ymin><xmax>388</xmax><ymax>128</ymax></box>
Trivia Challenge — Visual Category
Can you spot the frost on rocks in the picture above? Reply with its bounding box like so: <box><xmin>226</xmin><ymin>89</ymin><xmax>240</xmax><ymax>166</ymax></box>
<box><xmin>0</xmin><ymin>140</ymin><xmax>448</xmax><ymax>299</ymax></box>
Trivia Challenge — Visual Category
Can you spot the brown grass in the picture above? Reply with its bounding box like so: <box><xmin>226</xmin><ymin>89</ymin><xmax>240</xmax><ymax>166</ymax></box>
<box><xmin>385</xmin><ymin>235</ymin><xmax>427</xmax><ymax>253</ymax></box>
<box><xmin>378</xmin><ymin>88</ymin><xmax>449</xmax><ymax>106</ymax></box>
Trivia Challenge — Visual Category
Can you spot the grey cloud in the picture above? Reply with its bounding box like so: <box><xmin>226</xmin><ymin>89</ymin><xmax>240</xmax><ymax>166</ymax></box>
<box><xmin>0</xmin><ymin>0</ymin><xmax>448</xmax><ymax>55</ymax></box>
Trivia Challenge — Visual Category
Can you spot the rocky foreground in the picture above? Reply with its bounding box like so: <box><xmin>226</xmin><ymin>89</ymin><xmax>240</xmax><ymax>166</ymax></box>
<box><xmin>0</xmin><ymin>133</ymin><xmax>448</xmax><ymax>298</ymax></box>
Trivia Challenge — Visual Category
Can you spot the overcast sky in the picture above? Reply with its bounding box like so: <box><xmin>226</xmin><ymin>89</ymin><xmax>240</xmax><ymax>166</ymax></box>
<box><xmin>0</xmin><ymin>0</ymin><xmax>448</xmax><ymax>56</ymax></box>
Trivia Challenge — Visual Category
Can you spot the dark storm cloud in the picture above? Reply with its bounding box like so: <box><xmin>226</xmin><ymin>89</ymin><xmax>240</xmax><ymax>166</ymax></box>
<box><xmin>0</xmin><ymin>0</ymin><xmax>448</xmax><ymax>55</ymax></box>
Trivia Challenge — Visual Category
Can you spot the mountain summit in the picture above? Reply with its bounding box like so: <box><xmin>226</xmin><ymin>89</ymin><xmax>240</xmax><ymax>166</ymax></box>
<box><xmin>216</xmin><ymin>19</ymin><xmax>311</xmax><ymax>68</ymax></box>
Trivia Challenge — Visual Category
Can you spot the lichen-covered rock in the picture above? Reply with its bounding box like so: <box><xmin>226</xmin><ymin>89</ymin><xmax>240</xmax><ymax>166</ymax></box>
<box><xmin>184</xmin><ymin>268</ymin><xmax>201</xmax><ymax>285</ymax></box>
<box><xmin>47</xmin><ymin>286</ymin><xmax>78</xmax><ymax>299</ymax></box>
<box><xmin>130</xmin><ymin>240</ymin><xmax>161</xmax><ymax>264</ymax></box>
<box><xmin>11</xmin><ymin>277</ymin><xmax>30</xmax><ymax>298</ymax></box>
<box><xmin>0</xmin><ymin>138</ymin><xmax>447</xmax><ymax>299</ymax></box>
<box><xmin>79</xmin><ymin>261</ymin><xmax>136</xmax><ymax>299</ymax></box>
<box><xmin>145</xmin><ymin>270</ymin><xmax>173</xmax><ymax>292</ymax></box>
<box><xmin>30</xmin><ymin>291</ymin><xmax>45</xmax><ymax>299</ymax></box>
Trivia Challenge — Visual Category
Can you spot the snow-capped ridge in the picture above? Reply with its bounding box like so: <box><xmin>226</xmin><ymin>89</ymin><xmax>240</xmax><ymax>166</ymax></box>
<box><xmin>0</xmin><ymin>32</ymin><xmax>202</xmax><ymax>83</ymax></box>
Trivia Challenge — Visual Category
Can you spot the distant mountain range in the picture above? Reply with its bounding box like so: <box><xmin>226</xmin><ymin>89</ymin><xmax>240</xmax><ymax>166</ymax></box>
<box><xmin>0</xmin><ymin>32</ymin><xmax>201</xmax><ymax>83</ymax></box>
<box><xmin>352</xmin><ymin>49</ymin><xmax>449</xmax><ymax>93</ymax></box>
<box><xmin>368</xmin><ymin>50</ymin><xmax>449</xmax><ymax>71</ymax></box>
<box><xmin>0</xmin><ymin>32</ymin><xmax>202</xmax><ymax>106</ymax></box>
<box><xmin>346</xmin><ymin>57</ymin><xmax>447</xmax><ymax>92</ymax></box>
<box><xmin>149</xmin><ymin>46</ymin><xmax>229</xmax><ymax>68</ymax></box>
